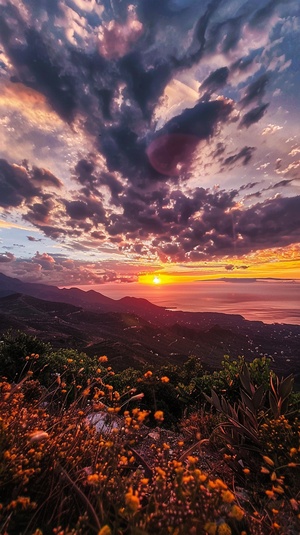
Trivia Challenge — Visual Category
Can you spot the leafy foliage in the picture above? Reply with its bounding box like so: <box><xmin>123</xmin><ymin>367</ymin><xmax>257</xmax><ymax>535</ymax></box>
<box><xmin>0</xmin><ymin>330</ymin><xmax>51</xmax><ymax>380</ymax></box>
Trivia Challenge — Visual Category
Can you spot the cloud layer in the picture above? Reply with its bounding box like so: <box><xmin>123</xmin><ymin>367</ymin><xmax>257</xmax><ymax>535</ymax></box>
<box><xmin>0</xmin><ymin>0</ymin><xmax>299</xmax><ymax>283</ymax></box>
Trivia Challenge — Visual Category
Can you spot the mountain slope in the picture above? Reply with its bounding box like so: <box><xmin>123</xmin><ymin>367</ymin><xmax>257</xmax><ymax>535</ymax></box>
<box><xmin>0</xmin><ymin>273</ymin><xmax>299</xmax><ymax>376</ymax></box>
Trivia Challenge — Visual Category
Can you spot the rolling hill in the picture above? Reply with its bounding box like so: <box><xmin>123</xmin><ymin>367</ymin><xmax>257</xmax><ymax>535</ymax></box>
<box><xmin>0</xmin><ymin>273</ymin><xmax>299</xmax><ymax>377</ymax></box>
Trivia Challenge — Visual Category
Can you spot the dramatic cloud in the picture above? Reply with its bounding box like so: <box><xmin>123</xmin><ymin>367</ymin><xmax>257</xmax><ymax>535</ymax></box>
<box><xmin>27</xmin><ymin>236</ymin><xmax>42</xmax><ymax>242</ymax></box>
<box><xmin>0</xmin><ymin>0</ymin><xmax>299</xmax><ymax>285</ymax></box>
<box><xmin>0</xmin><ymin>159</ymin><xmax>39</xmax><ymax>208</ymax></box>
<box><xmin>239</xmin><ymin>73</ymin><xmax>270</xmax><ymax>108</ymax></box>
<box><xmin>239</xmin><ymin>103</ymin><xmax>269</xmax><ymax>129</ymax></box>
<box><xmin>223</xmin><ymin>147</ymin><xmax>256</xmax><ymax>167</ymax></box>
<box><xmin>0</xmin><ymin>252</ymin><xmax>15</xmax><ymax>263</ymax></box>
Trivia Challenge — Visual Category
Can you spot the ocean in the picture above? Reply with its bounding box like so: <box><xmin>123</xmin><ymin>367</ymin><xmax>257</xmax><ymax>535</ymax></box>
<box><xmin>85</xmin><ymin>280</ymin><xmax>300</xmax><ymax>325</ymax></box>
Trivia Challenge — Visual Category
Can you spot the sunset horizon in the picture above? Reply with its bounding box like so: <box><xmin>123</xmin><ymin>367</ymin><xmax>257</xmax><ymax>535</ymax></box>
<box><xmin>0</xmin><ymin>0</ymin><xmax>299</xmax><ymax>316</ymax></box>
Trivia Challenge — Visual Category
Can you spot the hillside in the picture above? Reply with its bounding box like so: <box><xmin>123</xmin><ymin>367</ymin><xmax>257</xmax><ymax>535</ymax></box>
<box><xmin>0</xmin><ymin>276</ymin><xmax>299</xmax><ymax>378</ymax></box>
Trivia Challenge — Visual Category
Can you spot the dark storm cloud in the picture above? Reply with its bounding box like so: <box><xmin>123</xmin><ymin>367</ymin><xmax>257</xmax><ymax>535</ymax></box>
<box><xmin>244</xmin><ymin>191</ymin><xmax>262</xmax><ymax>200</ymax></box>
<box><xmin>0</xmin><ymin>159</ymin><xmax>39</xmax><ymax>208</ymax></box>
<box><xmin>0</xmin><ymin>0</ymin><xmax>78</xmax><ymax>122</ymax></box>
<box><xmin>99</xmin><ymin>172</ymin><xmax>124</xmax><ymax>204</ymax></box>
<box><xmin>239</xmin><ymin>181</ymin><xmax>260</xmax><ymax>191</ymax></box>
<box><xmin>231</xmin><ymin>55</ymin><xmax>256</xmax><ymax>73</ymax></box>
<box><xmin>145</xmin><ymin>99</ymin><xmax>235</xmax><ymax>176</ymax></box>
<box><xmin>32</xmin><ymin>252</ymin><xmax>55</xmax><ymax>270</ymax></box>
<box><xmin>65</xmin><ymin>198</ymin><xmax>106</xmax><ymax>224</ymax></box>
<box><xmin>212</xmin><ymin>143</ymin><xmax>226</xmax><ymax>159</ymax></box>
<box><xmin>106</xmin><ymin>186</ymin><xmax>238</xmax><ymax>252</ymax></box>
<box><xmin>13</xmin><ymin>28</ymin><xmax>77</xmax><ymax>122</ymax></box>
<box><xmin>272</xmin><ymin>179</ymin><xmax>295</xmax><ymax>189</ymax></box>
<box><xmin>203</xmin><ymin>0</ymin><xmax>287</xmax><ymax>58</ymax></box>
<box><xmin>223</xmin><ymin>146</ymin><xmax>256</xmax><ymax>167</ymax></box>
<box><xmin>249</xmin><ymin>0</ymin><xmax>283</xmax><ymax>29</ymax></box>
<box><xmin>0</xmin><ymin>252</ymin><xmax>15</xmax><ymax>263</ymax></box>
<box><xmin>200</xmin><ymin>67</ymin><xmax>229</xmax><ymax>98</ymax></box>
<box><xmin>239</xmin><ymin>103</ymin><xmax>269</xmax><ymax>129</ymax></box>
<box><xmin>109</xmin><ymin>185</ymin><xmax>298</xmax><ymax>262</ymax></box>
<box><xmin>161</xmin><ymin>99</ymin><xmax>234</xmax><ymax>138</ymax></box>
<box><xmin>240</xmin><ymin>74</ymin><xmax>270</xmax><ymax>108</ymax></box>
<box><xmin>244</xmin><ymin>178</ymin><xmax>297</xmax><ymax>199</ymax></box>
<box><xmin>236</xmin><ymin>196</ymin><xmax>300</xmax><ymax>249</ymax></box>
<box><xmin>153</xmin><ymin>195</ymin><xmax>300</xmax><ymax>261</ymax></box>
<box><xmin>73</xmin><ymin>158</ymin><xmax>105</xmax><ymax>198</ymax></box>
<box><xmin>24</xmin><ymin>196</ymin><xmax>55</xmax><ymax>224</ymax></box>
<box><xmin>37</xmin><ymin>225</ymin><xmax>68</xmax><ymax>240</ymax></box>
<box><xmin>0</xmin><ymin>0</ymin><xmax>281</xmax><ymax>192</ymax></box>
<box><xmin>118</xmin><ymin>52</ymin><xmax>173</xmax><ymax>120</ymax></box>
<box><xmin>75</xmin><ymin>159</ymin><xmax>96</xmax><ymax>187</ymax></box>
<box><xmin>27</xmin><ymin>236</ymin><xmax>42</xmax><ymax>242</ymax></box>
<box><xmin>1</xmin><ymin>0</ymin><xmax>297</xmax><ymax>267</ymax></box>
<box><xmin>100</xmin><ymin>125</ymin><xmax>161</xmax><ymax>185</ymax></box>
<box><xmin>31</xmin><ymin>167</ymin><xmax>62</xmax><ymax>188</ymax></box>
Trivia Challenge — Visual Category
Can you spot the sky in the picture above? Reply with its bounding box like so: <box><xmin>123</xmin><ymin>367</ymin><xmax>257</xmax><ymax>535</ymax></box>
<box><xmin>0</xmin><ymin>0</ymin><xmax>300</xmax><ymax>288</ymax></box>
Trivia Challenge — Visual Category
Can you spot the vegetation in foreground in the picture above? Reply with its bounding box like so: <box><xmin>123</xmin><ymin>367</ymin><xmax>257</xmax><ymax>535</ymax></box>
<box><xmin>0</xmin><ymin>331</ymin><xmax>299</xmax><ymax>534</ymax></box>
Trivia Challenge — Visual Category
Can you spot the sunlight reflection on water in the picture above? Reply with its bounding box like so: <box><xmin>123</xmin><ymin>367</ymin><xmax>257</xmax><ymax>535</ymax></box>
<box><xmin>77</xmin><ymin>281</ymin><xmax>300</xmax><ymax>325</ymax></box>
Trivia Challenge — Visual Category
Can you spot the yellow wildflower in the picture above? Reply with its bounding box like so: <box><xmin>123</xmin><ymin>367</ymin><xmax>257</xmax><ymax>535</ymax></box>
<box><xmin>221</xmin><ymin>490</ymin><xmax>235</xmax><ymax>503</ymax></box>
<box><xmin>125</xmin><ymin>487</ymin><xmax>140</xmax><ymax>513</ymax></box>
<box><xmin>98</xmin><ymin>526</ymin><xmax>111</xmax><ymax>535</ymax></box>
<box><xmin>263</xmin><ymin>456</ymin><xmax>274</xmax><ymax>466</ymax></box>
<box><xmin>261</xmin><ymin>466</ymin><xmax>270</xmax><ymax>474</ymax></box>
<box><xmin>204</xmin><ymin>522</ymin><xmax>217</xmax><ymax>535</ymax></box>
<box><xmin>161</xmin><ymin>376</ymin><xmax>170</xmax><ymax>383</ymax></box>
<box><xmin>290</xmin><ymin>498</ymin><xmax>299</xmax><ymax>510</ymax></box>
<box><xmin>217</xmin><ymin>523</ymin><xmax>232</xmax><ymax>535</ymax></box>
<box><xmin>87</xmin><ymin>474</ymin><xmax>100</xmax><ymax>484</ymax></box>
<box><xmin>187</xmin><ymin>455</ymin><xmax>198</xmax><ymax>464</ymax></box>
<box><xmin>156</xmin><ymin>467</ymin><xmax>166</xmax><ymax>478</ymax></box>
<box><xmin>154</xmin><ymin>410</ymin><xmax>164</xmax><ymax>422</ymax></box>
<box><xmin>272</xmin><ymin>485</ymin><xmax>284</xmax><ymax>494</ymax></box>
<box><xmin>98</xmin><ymin>355</ymin><xmax>108</xmax><ymax>363</ymax></box>
<box><xmin>215</xmin><ymin>478</ymin><xmax>227</xmax><ymax>490</ymax></box>
<box><xmin>144</xmin><ymin>370</ymin><xmax>153</xmax><ymax>378</ymax></box>
<box><xmin>229</xmin><ymin>505</ymin><xmax>244</xmax><ymax>521</ymax></box>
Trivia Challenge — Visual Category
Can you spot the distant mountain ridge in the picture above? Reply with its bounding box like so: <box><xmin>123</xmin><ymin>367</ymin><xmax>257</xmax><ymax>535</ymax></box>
<box><xmin>0</xmin><ymin>272</ymin><xmax>299</xmax><ymax>377</ymax></box>
<box><xmin>0</xmin><ymin>272</ymin><xmax>246</xmax><ymax>328</ymax></box>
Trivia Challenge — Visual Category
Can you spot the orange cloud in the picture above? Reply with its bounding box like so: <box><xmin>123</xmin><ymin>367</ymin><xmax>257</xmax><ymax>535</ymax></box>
<box><xmin>0</xmin><ymin>82</ymin><xmax>63</xmax><ymax>127</ymax></box>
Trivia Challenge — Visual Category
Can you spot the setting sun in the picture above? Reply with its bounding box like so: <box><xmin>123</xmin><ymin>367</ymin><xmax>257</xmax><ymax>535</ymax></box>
<box><xmin>153</xmin><ymin>276</ymin><xmax>161</xmax><ymax>284</ymax></box>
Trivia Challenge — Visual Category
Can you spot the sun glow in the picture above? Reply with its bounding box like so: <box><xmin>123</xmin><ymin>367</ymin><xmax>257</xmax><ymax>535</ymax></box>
<box><xmin>138</xmin><ymin>247</ymin><xmax>300</xmax><ymax>286</ymax></box>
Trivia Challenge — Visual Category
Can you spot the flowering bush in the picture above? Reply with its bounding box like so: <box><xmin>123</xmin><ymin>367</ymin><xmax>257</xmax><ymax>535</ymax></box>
<box><xmin>0</xmin><ymin>346</ymin><xmax>299</xmax><ymax>534</ymax></box>
<box><xmin>0</xmin><ymin>360</ymin><xmax>251</xmax><ymax>535</ymax></box>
